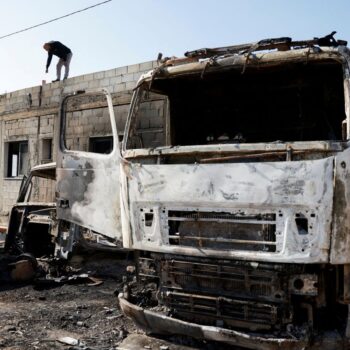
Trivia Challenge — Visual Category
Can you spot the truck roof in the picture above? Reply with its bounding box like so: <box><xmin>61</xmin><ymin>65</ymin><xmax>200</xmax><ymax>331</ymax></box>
<box><xmin>30</xmin><ymin>162</ymin><xmax>56</xmax><ymax>179</ymax></box>
<box><xmin>137</xmin><ymin>32</ymin><xmax>349</xmax><ymax>87</ymax></box>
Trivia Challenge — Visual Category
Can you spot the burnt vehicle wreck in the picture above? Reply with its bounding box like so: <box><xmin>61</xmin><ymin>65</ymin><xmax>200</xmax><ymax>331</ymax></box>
<box><xmin>5</xmin><ymin>162</ymin><xmax>56</xmax><ymax>257</ymax></box>
<box><xmin>53</xmin><ymin>33</ymin><xmax>350</xmax><ymax>348</ymax></box>
<box><xmin>115</xmin><ymin>33</ymin><xmax>350</xmax><ymax>349</ymax></box>
<box><xmin>4</xmin><ymin>159</ymin><xmax>121</xmax><ymax>261</ymax></box>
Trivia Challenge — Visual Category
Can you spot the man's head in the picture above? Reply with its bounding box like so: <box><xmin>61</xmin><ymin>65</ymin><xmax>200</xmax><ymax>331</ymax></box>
<box><xmin>43</xmin><ymin>43</ymin><xmax>51</xmax><ymax>52</ymax></box>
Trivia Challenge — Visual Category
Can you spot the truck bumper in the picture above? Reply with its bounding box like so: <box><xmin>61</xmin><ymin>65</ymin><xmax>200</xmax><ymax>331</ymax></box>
<box><xmin>118</xmin><ymin>295</ymin><xmax>308</xmax><ymax>350</ymax></box>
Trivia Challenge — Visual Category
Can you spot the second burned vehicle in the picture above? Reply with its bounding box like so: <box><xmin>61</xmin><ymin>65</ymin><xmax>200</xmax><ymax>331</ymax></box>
<box><xmin>4</xmin><ymin>161</ymin><xmax>123</xmax><ymax>260</ymax></box>
<box><xmin>56</xmin><ymin>33</ymin><xmax>350</xmax><ymax>348</ymax></box>
<box><xmin>5</xmin><ymin>162</ymin><xmax>56</xmax><ymax>257</ymax></box>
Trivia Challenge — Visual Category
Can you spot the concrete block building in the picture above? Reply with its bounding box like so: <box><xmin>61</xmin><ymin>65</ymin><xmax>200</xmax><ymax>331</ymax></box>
<box><xmin>0</xmin><ymin>60</ymin><xmax>162</xmax><ymax>225</ymax></box>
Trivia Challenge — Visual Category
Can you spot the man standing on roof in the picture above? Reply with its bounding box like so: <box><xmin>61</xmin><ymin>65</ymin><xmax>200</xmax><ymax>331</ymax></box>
<box><xmin>43</xmin><ymin>41</ymin><xmax>72</xmax><ymax>82</ymax></box>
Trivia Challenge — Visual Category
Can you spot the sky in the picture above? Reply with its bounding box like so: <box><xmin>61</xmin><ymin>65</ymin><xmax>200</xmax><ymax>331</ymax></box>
<box><xmin>0</xmin><ymin>0</ymin><xmax>350</xmax><ymax>93</ymax></box>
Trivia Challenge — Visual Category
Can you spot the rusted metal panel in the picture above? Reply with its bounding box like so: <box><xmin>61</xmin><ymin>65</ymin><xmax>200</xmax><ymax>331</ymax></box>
<box><xmin>331</xmin><ymin>147</ymin><xmax>350</xmax><ymax>263</ymax></box>
<box><xmin>125</xmin><ymin>157</ymin><xmax>334</xmax><ymax>263</ymax></box>
<box><xmin>123</xmin><ymin>140</ymin><xmax>344</xmax><ymax>159</ymax></box>
<box><xmin>289</xmin><ymin>274</ymin><xmax>318</xmax><ymax>296</ymax></box>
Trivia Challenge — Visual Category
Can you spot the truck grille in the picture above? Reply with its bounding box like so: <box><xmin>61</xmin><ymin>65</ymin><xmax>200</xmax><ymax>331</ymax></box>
<box><xmin>156</xmin><ymin>258</ymin><xmax>292</xmax><ymax>330</ymax></box>
<box><xmin>167</xmin><ymin>210</ymin><xmax>277</xmax><ymax>252</ymax></box>
<box><xmin>139</xmin><ymin>256</ymin><xmax>296</xmax><ymax>331</ymax></box>
<box><xmin>161</xmin><ymin>290</ymin><xmax>284</xmax><ymax>330</ymax></box>
<box><xmin>160</xmin><ymin>259</ymin><xmax>285</xmax><ymax>302</ymax></box>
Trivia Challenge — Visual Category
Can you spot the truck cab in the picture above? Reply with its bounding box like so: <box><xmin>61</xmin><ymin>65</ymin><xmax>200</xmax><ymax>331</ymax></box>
<box><xmin>117</xmin><ymin>34</ymin><xmax>350</xmax><ymax>349</ymax></box>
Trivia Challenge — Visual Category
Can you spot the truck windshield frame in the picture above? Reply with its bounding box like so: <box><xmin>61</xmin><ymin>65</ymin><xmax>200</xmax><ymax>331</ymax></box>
<box><xmin>124</xmin><ymin>56</ymin><xmax>350</xmax><ymax>152</ymax></box>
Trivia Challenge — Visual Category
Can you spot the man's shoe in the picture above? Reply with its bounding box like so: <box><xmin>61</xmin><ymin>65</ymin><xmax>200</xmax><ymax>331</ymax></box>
<box><xmin>52</xmin><ymin>79</ymin><xmax>60</xmax><ymax>82</ymax></box>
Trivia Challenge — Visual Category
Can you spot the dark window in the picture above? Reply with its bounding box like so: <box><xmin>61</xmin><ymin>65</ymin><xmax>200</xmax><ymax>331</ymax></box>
<box><xmin>89</xmin><ymin>136</ymin><xmax>113</xmax><ymax>154</ymax></box>
<box><xmin>7</xmin><ymin>141</ymin><xmax>29</xmax><ymax>177</ymax></box>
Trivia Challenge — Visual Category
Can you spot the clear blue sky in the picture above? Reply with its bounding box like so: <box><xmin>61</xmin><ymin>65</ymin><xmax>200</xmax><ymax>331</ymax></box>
<box><xmin>0</xmin><ymin>0</ymin><xmax>349</xmax><ymax>93</ymax></box>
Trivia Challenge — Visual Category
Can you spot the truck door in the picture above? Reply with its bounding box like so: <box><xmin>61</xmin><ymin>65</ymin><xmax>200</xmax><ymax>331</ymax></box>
<box><xmin>56</xmin><ymin>89</ymin><xmax>122</xmax><ymax>241</ymax></box>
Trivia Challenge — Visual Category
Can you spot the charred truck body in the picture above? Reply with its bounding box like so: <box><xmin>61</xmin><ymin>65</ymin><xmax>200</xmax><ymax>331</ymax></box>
<box><xmin>57</xmin><ymin>34</ymin><xmax>350</xmax><ymax>348</ymax></box>
<box><xmin>5</xmin><ymin>162</ymin><xmax>56</xmax><ymax>257</ymax></box>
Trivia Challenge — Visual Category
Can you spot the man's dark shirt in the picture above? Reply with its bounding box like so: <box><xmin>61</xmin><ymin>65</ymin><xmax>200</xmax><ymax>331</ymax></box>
<box><xmin>46</xmin><ymin>41</ymin><xmax>72</xmax><ymax>69</ymax></box>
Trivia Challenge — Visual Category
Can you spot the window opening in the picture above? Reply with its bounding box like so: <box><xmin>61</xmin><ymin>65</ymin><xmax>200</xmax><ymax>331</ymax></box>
<box><xmin>7</xmin><ymin>141</ymin><xmax>29</xmax><ymax>177</ymax></box>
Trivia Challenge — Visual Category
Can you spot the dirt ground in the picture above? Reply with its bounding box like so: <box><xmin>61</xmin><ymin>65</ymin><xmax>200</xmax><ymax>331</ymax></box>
<box><xmin>0</xmin><ymin>253</ymin><xmax>234</xmax><ymax>350</ymax></box>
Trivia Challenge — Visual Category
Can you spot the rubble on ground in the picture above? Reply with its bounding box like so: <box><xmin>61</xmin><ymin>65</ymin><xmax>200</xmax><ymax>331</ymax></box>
<box><xmin>0</xmin><ymin>252</ymin><xmax>234</xmax><ymax>349</ymax></box>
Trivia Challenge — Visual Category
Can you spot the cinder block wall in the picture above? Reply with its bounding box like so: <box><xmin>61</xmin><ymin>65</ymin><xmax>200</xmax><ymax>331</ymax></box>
<box><xmin>0</xmin><ymin>60</ymin><xmax>161</xmax><ymax>224</ymax></box>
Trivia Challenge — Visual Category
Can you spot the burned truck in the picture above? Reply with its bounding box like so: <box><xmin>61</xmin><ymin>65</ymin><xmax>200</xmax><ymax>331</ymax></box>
<box><xmin>5</xmin><ymin>162</ymin><xmax>56</xmax><ymax>257</ymax></box>
<box><xmin>57</xmin><ymin>33</ymin><xmax>350</xmax><ymax>348</ymax></box>
<box><xmin>5</xmin><ymin>158</ymin><xmax>123</xmax><ymax>260</ymax></box>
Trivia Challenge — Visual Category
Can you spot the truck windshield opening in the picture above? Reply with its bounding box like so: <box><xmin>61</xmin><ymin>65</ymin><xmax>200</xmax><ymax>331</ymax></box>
<box><xmin>127</xmin><ymin>59</ymin><xmax>346</xmax><ymax>149</ymax></box>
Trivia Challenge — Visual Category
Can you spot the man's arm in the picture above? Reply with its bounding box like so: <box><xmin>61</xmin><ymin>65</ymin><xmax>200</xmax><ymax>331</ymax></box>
<box><xmin>46</xmin><ymin>53</ymin><xmax>53</xmax><ymax>72</ymax></box>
